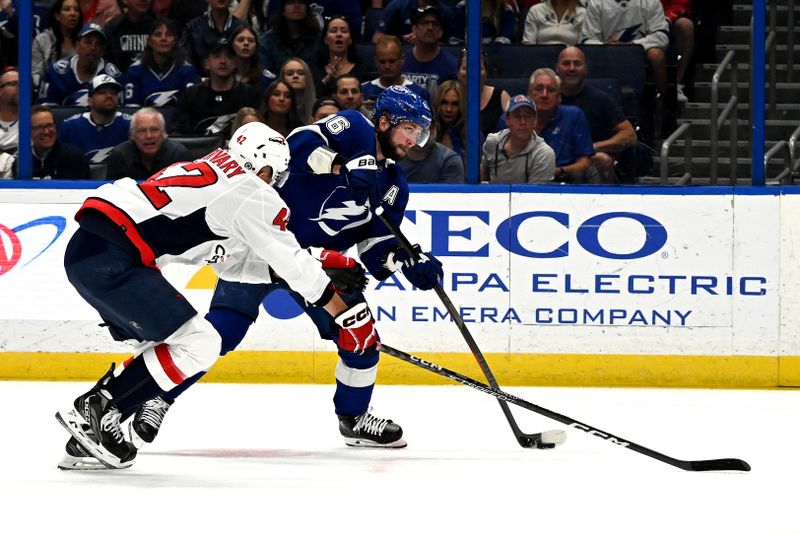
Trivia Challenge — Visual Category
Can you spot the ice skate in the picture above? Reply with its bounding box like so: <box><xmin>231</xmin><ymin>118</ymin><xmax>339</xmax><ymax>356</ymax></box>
<box><xmin>55</xmin><ymin>365</ymin><xmax>137</xmax><ymax>469</ymax></box>
<box><xmin>128</xmin><ymin>396</ymin><xmax>173</xmax><ymax>449</ymax></box>
<box><xmin>338</xmin><ymin>410</ymin><xmax>406</xmax><ymax>448</ymax></box>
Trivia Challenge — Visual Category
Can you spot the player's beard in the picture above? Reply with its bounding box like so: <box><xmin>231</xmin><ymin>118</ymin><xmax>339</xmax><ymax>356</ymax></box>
<box><xmin>376</xmin><ymin>126</ymin><xmax>401</xmax><ymax>161</ymax></box>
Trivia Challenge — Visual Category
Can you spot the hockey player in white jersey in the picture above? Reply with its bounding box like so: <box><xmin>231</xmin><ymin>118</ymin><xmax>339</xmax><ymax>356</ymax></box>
<box><xmin>55</xmin><ymin>122</ymin><xmax>380</xmax><ymax>470</ymax></box>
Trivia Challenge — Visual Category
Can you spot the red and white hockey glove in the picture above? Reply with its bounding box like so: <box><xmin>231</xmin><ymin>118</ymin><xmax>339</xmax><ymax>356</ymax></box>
<box><xmin>319</xmin><ymin>249</ymin><xmax>368</xmax><ymax>294</ymax></box>
<box><xmin>334</xmin><ymin>302</ymin><xmax>378</xmax><ymax>355</ymax></box>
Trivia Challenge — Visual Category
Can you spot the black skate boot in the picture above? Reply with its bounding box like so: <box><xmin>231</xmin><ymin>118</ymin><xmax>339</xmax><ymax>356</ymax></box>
<box><xmin>58</xmin><ymin>436</ymin><xmax>107</xmax><ymax>470</ymax></box>
<box><xmin>55</xmin><ymin>365</ymin><xmax>137</xmax><ymax>469</ymax></box>
<box><xmin>128</xmin><ymin>396</ymin><xmax>173</xmax><ymax>449</ymax></box>
<box><xmin>338</xmin><ymin>410</ymin><xmax>406</xmax><ymax>448</ymax></box>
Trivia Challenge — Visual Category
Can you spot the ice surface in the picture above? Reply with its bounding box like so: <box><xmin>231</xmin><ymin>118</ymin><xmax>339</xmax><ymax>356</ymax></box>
<box><xmin>1</xmin><ymin>381</ymin><xmax>797</xmax><ymax>533</ymax></box>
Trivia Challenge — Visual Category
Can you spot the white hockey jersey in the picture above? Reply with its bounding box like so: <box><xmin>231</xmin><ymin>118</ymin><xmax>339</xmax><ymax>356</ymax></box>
<box><xmin>580</xmin><ymin>0</ymin><xmax>669</xmax><ymax>50</ymax></box>
<box><xmin>77</xmin><ymin>147</ymin><xmax>332</xmax><ymax>305</ymax></box>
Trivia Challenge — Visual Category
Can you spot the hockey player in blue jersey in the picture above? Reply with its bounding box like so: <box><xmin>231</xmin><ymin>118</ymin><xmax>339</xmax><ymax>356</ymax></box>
<box><xmin>37</xmin><ymin>23</ymin><xmax>122</xmax><ymax>106</ymax></box>
<box><xmin>125</xmin><ymin>85</ymin><xmax>443</xmax><ymax>456</ymax></box>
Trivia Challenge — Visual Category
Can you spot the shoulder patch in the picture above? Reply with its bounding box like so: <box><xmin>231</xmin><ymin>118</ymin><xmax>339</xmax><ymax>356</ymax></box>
<box><xmin>53</xmin><ymin>59</ymin><xmax>69</xmax><ymax>75</ymax></box>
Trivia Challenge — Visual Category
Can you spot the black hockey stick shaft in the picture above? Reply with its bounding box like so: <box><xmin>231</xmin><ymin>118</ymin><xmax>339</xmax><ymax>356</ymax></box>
<box><xmin>375</xmin><ymin>207</ymin><xmax>539</xmax><ymax>446</ymax></box>
<box><xmin>381</xmin><ymin>344</ymin><xmax>751</xmax><ymax>472</ymax></box>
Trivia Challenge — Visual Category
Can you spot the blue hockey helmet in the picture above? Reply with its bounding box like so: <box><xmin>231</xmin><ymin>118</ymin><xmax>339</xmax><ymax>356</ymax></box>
<box><xmin>373</xmin><ymin>85</ymin><xmax>433</xmax><ymax>146</ymax></box>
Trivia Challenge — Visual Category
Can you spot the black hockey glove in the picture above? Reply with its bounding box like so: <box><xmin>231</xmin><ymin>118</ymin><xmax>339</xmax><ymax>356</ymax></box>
<box><xmin>320</xmin><ymin>249</ymin><xmax>369</xmax><ymax>294</ymax></box>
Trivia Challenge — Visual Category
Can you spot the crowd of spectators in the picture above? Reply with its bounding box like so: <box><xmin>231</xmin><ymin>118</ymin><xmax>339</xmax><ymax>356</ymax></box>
<box><xmin>0</xmin><ymin>0</ymin><xmax>701</xmax><ymax>183</ymax></box>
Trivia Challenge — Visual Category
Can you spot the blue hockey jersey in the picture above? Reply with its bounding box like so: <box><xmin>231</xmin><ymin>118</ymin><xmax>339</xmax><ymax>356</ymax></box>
<box><xmin>282</xmin><ymin>109</ymin><xmax>406</xmax><ymax>279</ymax></box>
<box><xmin>58</xmin><ymin>112</ymin><xmax>132</xmax><ymax>164</ymax></box>
<box><xmin>123</xmin><ymin>59</ymin><xmax>201</xmax><ymax>107</ymax></box>
<box><xmin>38</xmin><ymin>56</ymin><xmax>123</xmax><ymax>106</ymax></box>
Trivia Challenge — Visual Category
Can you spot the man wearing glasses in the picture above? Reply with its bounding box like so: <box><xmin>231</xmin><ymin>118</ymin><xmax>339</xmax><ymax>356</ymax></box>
<box><xmin>13</xmin><ymin>105</ymin><xmax>90</xmax><ymax>179</ymax></box>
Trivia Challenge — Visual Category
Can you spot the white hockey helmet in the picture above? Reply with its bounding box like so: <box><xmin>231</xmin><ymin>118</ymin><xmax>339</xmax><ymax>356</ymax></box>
<box><xmin>228</xmin><ymin>122</ymin><xmax>290</xmax><ymax>186</ymax></box>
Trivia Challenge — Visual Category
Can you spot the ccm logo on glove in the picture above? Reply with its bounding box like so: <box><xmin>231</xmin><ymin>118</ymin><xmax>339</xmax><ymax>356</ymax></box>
<box><xmin>335</xmin><ymin>302</ymin><xmax>378</xmax><ymax>354</ymax></box>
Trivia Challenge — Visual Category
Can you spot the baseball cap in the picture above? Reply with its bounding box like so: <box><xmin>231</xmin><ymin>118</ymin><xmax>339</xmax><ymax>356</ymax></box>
<box><xmin>412</xmin><ymin>4</ymin><xmax>443</xmax><ymax>24</ymax></box>
<box><xmin>506</xmin><ymin>94</ymin><xmax>536</xmax><ymax>115</ymax></box>
<box><xmin>208</xmin><ymin>38</ymin><xmax>236</xmax><ymax>56</ymax></box>
<box><xmin>88</xmin><ymin>74</ymin><xmax>121</xmax><ymax>96</ymax></box>
<box><xmin>78</xmin><ymin>22</ymin><xmax>106</xmax><ymax>42</ymax></box>
<box><xmin>311</xmin><ymin>98</ymin><xmax>340</xmax><ymax>116</ymax></box>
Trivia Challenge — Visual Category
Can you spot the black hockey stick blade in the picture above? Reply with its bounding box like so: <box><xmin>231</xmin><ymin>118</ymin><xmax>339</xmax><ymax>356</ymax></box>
<box><xmin>375</xmin><ymin>207</ymin><xmax>558</xmax><ymax>449</ymax></box>
<box><xmin>380</xmin><ymin>344</ymin><xmax>751</xmax><ymax>472</ymax></box>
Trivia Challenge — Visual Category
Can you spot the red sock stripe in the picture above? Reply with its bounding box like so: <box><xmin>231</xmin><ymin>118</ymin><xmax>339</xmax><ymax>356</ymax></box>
<box><xmin>122</xmin><ymin>357</ymin><xmax>134</xmax><ymax>368</ymax></box>
<box><xmin>154</xmin><ymin>344</ymin><xmax>187</xmax><ymax>385</ymax></box>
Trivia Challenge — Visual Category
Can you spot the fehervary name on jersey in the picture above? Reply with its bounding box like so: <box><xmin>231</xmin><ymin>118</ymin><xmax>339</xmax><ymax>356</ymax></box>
<box><xmin>202</xmin><ymin>149</ymin><xmax>247</xmax><ymax>179</ymax></box>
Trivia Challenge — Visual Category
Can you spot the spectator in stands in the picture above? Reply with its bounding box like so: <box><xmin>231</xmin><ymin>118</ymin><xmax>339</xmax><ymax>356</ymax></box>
<box><xmin>528</xmin><ymin>67</ymin><xmax>593</xmax><ymax>182</ymax></box>
<box><xmin>105</xmin><ymin>107</ymin><xmax>191</xmax><ymax>180</ymax></box>
<box><xmin>58</xmin><ymin>74</ymin><xmax>132</xmax><ymax>163</ymax></box>
<box><xmin>433</xmin><ymin>79</ymin><xmax>467</xmax><ymax>161</ymax></box>
<box><xmin>170</xmin><ymin>39</ymin><xmax>261</xmax><ymax>135</ymax></box>
<box><xmin>103</xmin><ymin>0</ymin><xmax>156</xmax><ymax>71</ymax></box>
<box><xmin>398</xmin><ymin>122</ymin><xmax>464</xmax><ymax>183</ymax></box>
<box><xmin>259</xmin><ymin>0</ymin><xmax>320</xmax><ymax>75</ymax></box>
<box><xmin>231</xmin><ymin>24</ymin><xmax>276</xmax><ymax>91</ymax></box>
<box><xmin>481</xmin><ymin>94</ymin><xmax>555</xmax><ymax>183</ymax></box>
<box><xmin>78</xmin><ymin>0</ymin><xmax>121</xmax><ymax>26</ymax></box>
<box><xmin>182</xmin><ymin>0</ymin><xmax>247</xmax><ymax>71</ymax></box>
<box><xmin>167</xmin><ymin>0</ymin><xmax>209</xmax><ymax>35</ymax></box>
<box><xmin>0</xmin><ymin>67</ymin><xmax>18</xmax><ymax>155</ymax></box>
<box><xmin>361</xmin><ymin>35</ymin><xmax>430</xmax><ymax>114</ymax></box>
<box><xmin>257</xmin><ymin>79</ymin><xmax>303</xmax><ymax>135</ymax></box>
<box><xmin>522</xmin><ymin>0</ymin><xmax>585</xmax><ymax>45</ymax></box>
<box><xmin>229</xmin><ymin>105</ymin><xmax>263</xmax><ymax>136</ymax></box>
<box><xmin>232</xmin><ymin>0</ymin><xmax>270</xmax><ymax>34</ymax></box>
<box><xmin>580</xmin><ymin>0</ymin><xmax>669</xmax><ymax>124</ymax></box>
<box><xmin>313</xmin><ymin>15</ymin><xmax>366</xmax><ymax>96</ymax></box>
<box><xmin>661</xmin><ymin>0</ymin><xmax>694</xmax><ymax>103</ymax></box>
<box><xmin>280</xmin><ymin>57</ymin><xmax>316</xmax><ymax>125</ymax></box>
<box><xmin>332</xmin><ymin>75</ymin><xmax>370</xmax><ymax>117</ymax></box>
<box><xmin>457</xmin><ymin>49</ymin><xmax>509</xmax><ymax>137</ymax></box>
<box><xmin>124</xmin><ymin>18</ymin><xmax>201</xmax><ymax>107</ymax></box>
<box><xmin>556</xmin><ymin>46</ymin><xmax>637</xmax><ymax>183</ymax></box>
<box><xmin>263</xmin><ymin>0</ymin><xmax>364</xmax><ymax>40</ymax></box>
<box><xmin>402</xmin><ymin>4</ymin><xmax>458</xmax><ymax>96</ymax></box>
<box><xmin>32</xmin><ymin>0</ymin><xmax>83</xmax><ymax>88</ymax></box>
<box><xmin>38</xmin><ymin>22</ymin><xmax>122</xmax><ymax>105</ymax></box>
<box><xmin>308</xmin><ymin>96</ymin><xmax>339</xmax><ymax>122</ymax></box>
<box><xmin>23</xmin><ymin>104</ymin><xmax>90</xmax><ymax>179</ymax></box>
<box><xmin>372</xmin><ymin>0</ymin><xmax>454</xmax><ymax>45</ymax></box>
<box><xmin>451</xmin><ymin>0</ymin><xmax>516</xmax><ymax>47</ymax></box>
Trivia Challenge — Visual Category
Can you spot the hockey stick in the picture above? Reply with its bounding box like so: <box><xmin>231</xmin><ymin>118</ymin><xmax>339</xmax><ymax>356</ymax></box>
<box><xmin>375</xmin><ymin>207</ymin><xmax>562</xmax><ymax>449</ymax></box>
<box><xmin>380</xmin><ymin>344</ymin><xmax>751</xmax><ymax>472</ymax></box>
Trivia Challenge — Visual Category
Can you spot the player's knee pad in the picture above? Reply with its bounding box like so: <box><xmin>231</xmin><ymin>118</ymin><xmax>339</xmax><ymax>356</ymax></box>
<box><xmin>335</xmin><ymin>359</ymin><xmax>378</xmax><ymax>389</ymax></box>
<box><xmin>205</xmin><ymin>307</ymin><xmax>254</xmax><ymax>355</ymax></box>
<box><xmin>142</xmin><ymin>315</ymin><xmax>222</xmax><ymax>390</ymax></box>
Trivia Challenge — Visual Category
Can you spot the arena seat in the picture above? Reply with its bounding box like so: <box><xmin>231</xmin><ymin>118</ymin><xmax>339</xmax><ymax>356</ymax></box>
<box><xmin>362</xmin><ymin>8</ymin><xmax>383</xmax><ymax>43</ymax></box>
<box><xmin>578</xmin><ymin>44</ymin><xmax>647</xmax><ymax>99</ymax></box>
<box><xmin>171</xmin><ymin>135</ymin><xmax>225</xmax><ymax>160</ymax></box>
<box><xmin>51</xmin><ymin>106</ymin><xmax>86</xmax><ymax>128</ymax></box>
<box><xmin>486</xmin><ymin>77</ymin><xmax>527</xmax><ymax>97</ymax></box>
<box><xmin>495</xmin><ymin>44</ymin><xmax>565</xmax><ymax>77</ymax></box>
<box><xmin>88</xmin><ymin>163</ymin><xmax>108</xmax><ymax>180</ymax></box>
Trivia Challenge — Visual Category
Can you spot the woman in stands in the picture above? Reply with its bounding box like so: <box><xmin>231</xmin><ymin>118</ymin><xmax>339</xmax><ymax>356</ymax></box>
<box><xmin>521</xmin><ymin>0</ymin><xmax>585</xmax><ymax>45</ymax></box>
<box><xmin>32</xmin><ymin>0</ymin><xmax>82</xmax><ymax>88</ymax></box>
<box><xmin>123</xmin><ymin>18</ymin><xmax>201</xmax><ymax>107</ymax></box>
<box><xmin>280</xmin><ymin>57</ymin><xmax>316</xmax><ymax>126</ymax></box>
<box><xmin>258</xmin><ymin>79</ymin><xmax>303</xmax><ymax>136</ymax></box>
<box><xmin>231</xmin><ymin>25</ymin><xmax>275</xmax><ymax>93</ymax></box>
<box><xmin>229</xmin><ymin>106</ymin><xmax>264</xmax><ymax>137</ymax></box>
<box><xmin>259</xmin><ymin>0</ymin><xmax>320</xmax><ymax>75</ymax></box>
<box><xmin>457</xmin><ymin>49</ymin><xmax>509</xmax><ymax>137</ymax></box>
<box><xmin>451</xmin><ymin>0</ymin><xmax>517</xmax><ymax>47</ymax></box>
<box><xmin>434</xmin><ymin>80</ymin><xmax>469</xmax><ymax>162</ymax></box>
<box><xmin>313</xmin><ymin>15</ymin><xmax>366</xmax><ymax>96</ymax></box>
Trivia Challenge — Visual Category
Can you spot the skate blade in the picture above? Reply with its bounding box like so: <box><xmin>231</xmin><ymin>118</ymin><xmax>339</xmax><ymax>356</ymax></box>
<box><xmin>55</xmin><ymin>409</ymin><xmax>132</xmax><ymax>470</ymax></box>
<box><xmin>57</xmin><ymin>454</ymin><xmax>114</xmax><ymax>471</ymax></box>
<box><xmin>344</xmin><ymin>437</ymin><xmax>408</xmax><ymax>448</ymax></box>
